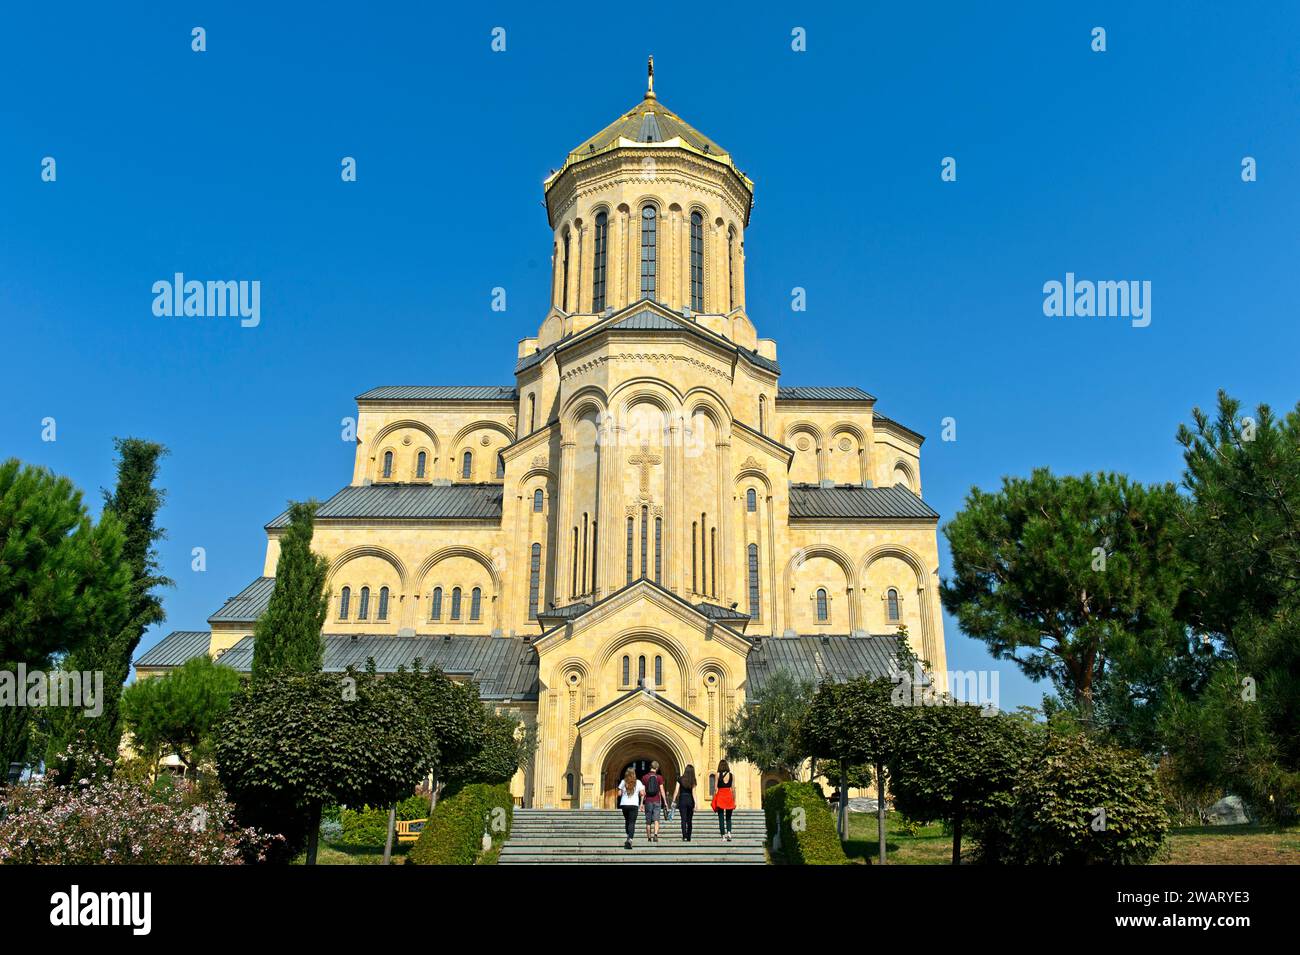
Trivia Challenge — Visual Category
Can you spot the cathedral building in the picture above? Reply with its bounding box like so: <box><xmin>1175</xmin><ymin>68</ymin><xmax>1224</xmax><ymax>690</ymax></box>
<box><xmin>137</xmin><ymin>64</ymin><xmax>949</xmax><ymax>809</ymax></box>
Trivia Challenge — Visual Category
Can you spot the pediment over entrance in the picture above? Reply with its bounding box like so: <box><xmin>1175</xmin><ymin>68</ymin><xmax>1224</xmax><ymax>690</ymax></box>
<box><xmin>576</xmin><ymin>685</ymin><xmax>706</xmax><ymax>738</ymax></box>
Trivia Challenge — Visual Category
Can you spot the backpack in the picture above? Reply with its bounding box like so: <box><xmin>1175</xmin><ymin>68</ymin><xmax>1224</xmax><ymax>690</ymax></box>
<box><xmin>645</xmin><ymin>774</ymin><xmax>660</xmax><ymax>797</ymax></box>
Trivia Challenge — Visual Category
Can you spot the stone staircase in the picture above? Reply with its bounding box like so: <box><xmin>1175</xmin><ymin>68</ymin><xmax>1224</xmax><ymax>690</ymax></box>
<box><xmin>500</xmin><ymin>809</ymin><xmax>769</xmax><ymax>864</ymax></box>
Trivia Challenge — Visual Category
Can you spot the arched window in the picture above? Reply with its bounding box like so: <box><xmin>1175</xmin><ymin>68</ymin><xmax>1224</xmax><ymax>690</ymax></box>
<box><xmin>528</xmin><ymin>543</ymin><xmax>542</xmax><ymax>620</ymax></box>
<box><xmin>654</xmin><ymin>655</ymin><xmax>663</xmax><ymax>686</ymax></box>
<box><xmin>727</xmin><ymin>226</ymin><xmax>737</xmax><ymax>310</ymax></box>
<box><xmin>461</xmin><ymin>451</ymin><xmax>472</xmax><ymax>480</ymax></box>
<box><xmin>691</xmin><ymin>521</ymin><xmax>698</xmax><ymax>592</ymax></box>
<box><xmin>528</xmin><ymin>393</ymin><xmax>536</xmax><ymax>433</ymax></box>
<box><xmin>887</xmin><ymin>588</ymin><xmax>901</xmax><ymax>623</ymax></box>
<box><xmin>382</xmin><ymin>451</ymin><xmax>393</xmax><ymax>479</ymax></box>
<box><xmin>339</xmin><ymin>586</ymin><xmax>351</xmax><ymax>620</ymax></box>
<box><xmin>758</xmin><ymin>394</ymin><xmax>767</xmax><ymax>434</ymax></box>
<box><xmin>640</xmin><ymin>204</ymin><xmax>657</xmax><ymax>300</ymax></box>
<box><xmin>748</xmin><ymin>544</ymin><xmax>760</xmax><ymax>618</ymax></box>
<box><xmin>496</xmin><ymin>455</ymin><xmax>505</xmax><ymax>479</ymax></box>
<box><xmin>816</xmin><ymin>588</ymin><xmax>829</xmax><ymax>622</ymax></box>
<box><xmin>581</xmin><ymin>513</ymin><xmax>589</xmax><ymax>593</ymax></box>
<box><xmin>637</xmin><ymin>655</ymin><xmax>646</xmax><ymax>685</ymax></box>
<box><xmin>451</xmin><ymin>587</ymin><xmax>462</xmax><ymax>621</ymax></box>
<box><xmin>709</xmin><ymin>773</ymin><xmax>717</xmax><ymax>796</ymax></box>
<box><xmin>377</xmin><ymin>586</ymin><xmax>389</xmax><ymax>621</ymax></box>
<box><xmin>689</xmin><ymin>211</ymin><xmax>704</xmax><ymax>310</ymax></box>
<box><xmin>654</xmin><ymin>517</ymin><xmax>662</xmax><ymax>584</ymax></box>
<box><xmin>415</xmin><ymin>451</ymin><xmax>426</xmax><ymax>479</ymax></box>
<box><xmin>560</xmin><ymin>228</ymin><xmax>571</xmax><ymax>311</ymax></box>
<box><xmin>592</xmin><ymin>211</ymin><xmax>608</xmax><ymax>311</ymax></box>
<box><xmin>533</xmin><ymin>488</ymin><xmax>544</xmax><ymax>512</ymax></box>
<box><xmin>565</xmin><ymin>773</ymin><xmax>574</xmax><ymax>798</ymax></box>
<box><xmin>746</xmin><ymin>488</ymin><xmax>757</xmax><ymax>512</ymax></box>
<box><xmin>626</xmin><ymin>516</ymin><xmax>634</xmax><ymax>585</ymax></box>
<box><xmin>470</xmin><ymin>587</ymin><xmax>482</xmax><ymax>621</ymax></box>
<box><xmin>430</xmin><ymin>587</ymin><xmax>443</xmax><ymax>621</ymax></box>
<box><xmin>571</xmin><ymin>527</ymin><xmax>579</xmax><ymax>597</ymax></box>
<box><xmin>358</xmin><ymin>586</ymin><xmax>370</xmax><ymax>620</ymax></box>
<box><xmin>590</xmin><ymin>521</ymin><xmax>598</xmax><ymax>593</ymax></box>
<box><xmin>710</xmin><ymin>527</ymin><xmax>717</xmax><ymax>597</ymax></box>
<box><xmin>622</xmin><ymin>655</ymin><xmax>631</xmax><ymax>686</ymax></box>
<box><xmin>640</xmin><ymin>505</ymin><xmax>649</xmax><ymax>579</ymax></box>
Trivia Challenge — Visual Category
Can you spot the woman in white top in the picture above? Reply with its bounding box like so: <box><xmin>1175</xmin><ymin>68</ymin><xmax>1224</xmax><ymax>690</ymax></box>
<box><xmin>617</xmin><ymin>766</ymin><xmax>645</xmax><ymax>849</ymax></box>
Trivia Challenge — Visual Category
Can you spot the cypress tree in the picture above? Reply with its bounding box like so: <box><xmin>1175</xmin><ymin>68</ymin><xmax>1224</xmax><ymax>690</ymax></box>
<box><xmin>250</xmin><ymin>501</ymin><xmax>328</xmax><ymax>679</ymax></box>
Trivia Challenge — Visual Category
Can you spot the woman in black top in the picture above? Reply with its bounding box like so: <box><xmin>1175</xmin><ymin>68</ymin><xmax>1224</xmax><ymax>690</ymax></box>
<box><xmin>714</xmin><ymin>759</ymin><xmax>735</xmax><ymax>840</ymax></box>
<box><xmin>671</xmin><ymin>764</ymin><xmax>697</xmax><ymax>841</ymax></box>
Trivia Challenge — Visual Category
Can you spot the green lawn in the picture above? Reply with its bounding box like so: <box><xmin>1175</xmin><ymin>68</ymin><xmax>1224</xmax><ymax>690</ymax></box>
<box><xmin>294</xmin><ymin>840</ymin><xmax>412</xmax><ymax>865</ymax></box>
<box><xmin>840</xmin><ymin>813</ymin><xmax>1300</xmax><ymax>864</ymax></box>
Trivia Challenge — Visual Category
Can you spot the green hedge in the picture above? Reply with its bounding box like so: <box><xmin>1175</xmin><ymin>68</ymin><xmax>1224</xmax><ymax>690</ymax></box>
<box><xmin>763</xmin><ymin>781</ymin><xmax>847</xmax><ymax>865</ymax></box>
<box><xmin>337</xmin><ymin>795</ymin><xmax>429</xmax><ymax>847</ymax></box>
<box><xmin>406</xmin><ymin>784</ymin><xmax>513</xmax><ymax>865</ymax></box>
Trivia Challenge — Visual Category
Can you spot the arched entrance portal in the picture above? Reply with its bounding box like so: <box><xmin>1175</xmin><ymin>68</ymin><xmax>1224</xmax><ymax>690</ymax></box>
<box><xmin>601</xmin><ymin>733</ymin><xmax>678</xmax><ymax>809</ymax></box>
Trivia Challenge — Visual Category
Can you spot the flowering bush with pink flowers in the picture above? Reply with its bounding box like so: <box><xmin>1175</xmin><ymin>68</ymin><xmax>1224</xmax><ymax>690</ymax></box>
<box><xmin>0</xmin><ymin>741</ymin><xmax>279</xmax><ymax>864</ymax></box>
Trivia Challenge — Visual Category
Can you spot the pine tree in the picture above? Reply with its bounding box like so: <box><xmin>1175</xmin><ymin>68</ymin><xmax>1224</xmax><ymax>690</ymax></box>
<box><xmin>250</xmin><ymin>501</ymin><xmax>328</xmax><ymax>679</ymax></box>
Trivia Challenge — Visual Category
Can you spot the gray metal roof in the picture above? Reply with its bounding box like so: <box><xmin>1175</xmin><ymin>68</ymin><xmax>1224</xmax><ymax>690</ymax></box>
<box><xmin>694</xmin><ymin>601</ymin><xmax>750</xmax><ymax>621</ymax></box>
<box><xmin>788</xmin><ymin>484</ymin><xmax>940</xmax><ymax>520</ymax></box>
<box><xmin>216</xmin><ymin>634</ymin><xmax>539</xmax><ymax>700</ymax></box>
<box><xmin>608</xmin><ymin>310</ymin><xmax>681</xmax><ymax>331</ymax></box>
<box><xmin>872</xmin><ymin>412</ymin><xmax>926</xmax><ymax>442</ymax></box>
<box><xmin>515</xmin><ymin>342</ymin><xmax>559</xmax><ymax>374</ymax></box>
<box><xmin>267</xmin><ymin>483</ymin><xmax>504</xmax><ymax>528</ymax></box>
<box><xmin>777</xmin><ymin>386</ymin><xmax>875</xmax><ymax>402</ymax></box>
<box><xmin>135</xmin><ymin>630</ymin><xmax>211</xmax><ymax>668</ymax></box>
<box><xmin>746</xmin><ymin>634</ymin><xmax>901</xmax><ymax>693</ymax></box>
<box><xmin>208</xmin><ymin>577</ymin><xmax>275</xmax><ymax>623</ymax></box>
<box><xmin>356</xmin><ymin>385</ymin><xmax>518</xmax><ymax>402</ymax></box>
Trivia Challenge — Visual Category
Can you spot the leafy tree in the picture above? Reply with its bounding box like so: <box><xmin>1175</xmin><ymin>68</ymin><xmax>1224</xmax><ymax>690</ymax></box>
<box><xmin>120</xmin><ymin>655</ymin><xmax>241</xmax><ymax>778</ymax></box>
<box><xmin>384</xmin><ymin>666</ymin><xmax>486</xmax><ymax>813</ymax></box>
<box><xmin>800</xmin><ymin>676</ymin><xmax>902</xmax><ymax>861</ymax></box>
<box><xmin>999</xmin><ymin>732</ymin><xmax>1168</xmax><ymax>864</ymax></box>
<box><xmin>444</xmin><ymin>708</ymin><xmax>526</xmax><ymax>792</ymax></box>
<box><xmin>1170</xmin><ymin>392</ymin><xmax>1300</xmax><ymax>818</ymax></box>
<box><xmin>250</xmin><ymin>501</ymin><xmax>328</xmax><ymax>679</ymax></box>
<box><xmin>889</xmin><ymin>702</ymin><xmax>1028</xmax><ymax>864</ymax></box>
<box><xmin>0</xmin><ymin>459</ymin><xmax>133</xmax><ymax>769</ymax></box>
<box><xmin>723</xmin><ymin>669</ymin><xmax>814</xmax><ymax>779</ymax></box>
<box><xmin>47</xmin><ymin>438</ymin><xmax>171</xmax><ymax>766</ymax></box>
<box><xmin>942</xmin><ymin>468</ymin><xmax>1189</xmax><ymax>726</ymax></box>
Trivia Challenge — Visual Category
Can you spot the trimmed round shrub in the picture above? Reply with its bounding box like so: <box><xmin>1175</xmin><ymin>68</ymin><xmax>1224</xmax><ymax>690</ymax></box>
<box><xmin>763</xmin><ymin>781</ymin><xmax>846</xmax><ymax>865</ymax></box>
<box><xmin>406</xmin><ymin>783</ymin><xmax>513</xmax><ymax>865</ymax></box>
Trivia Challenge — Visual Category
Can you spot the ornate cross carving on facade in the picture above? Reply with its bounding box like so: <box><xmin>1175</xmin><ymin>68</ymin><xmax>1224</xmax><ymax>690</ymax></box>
<box><xmin>628</xmin><ymin>443</ymin><xmax>662</xmax><ymax>500</ymax></box>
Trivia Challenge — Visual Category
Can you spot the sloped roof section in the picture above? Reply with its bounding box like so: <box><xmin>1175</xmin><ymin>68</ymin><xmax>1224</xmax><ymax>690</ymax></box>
<box><xmin>356</xmin><ymin>385</ymin><xmax>517</xmax><ymax>402</ymax></box>
<box><xmin>266</xmin><ymin>483</ymin><xmax>504</xmax><ymax>528</ymax></box>
<box><xmin>746</xmin><ymin>634</ymin><xmax>901</xmax><ymax>693</ymax></box>
<box><xmin>567</xmin><ymin>96</ymin><xmax>731</xmax><ymax>163</ymax></box>
<box><xmin>135</xmin><ymin>630</ymin><xmax>211</xmax><ymax>668</ymax></box>
<box><xmin>788</xmin><ymin>484</ymin><xmax>939</xmax><ymax>520</ymax></box>
<box><xmin>216</xmin><ymin>634</ymin><xmax>539</xmax><ymax>700</ymax></box>
<box><xmin>872</xmin><ymin>412</ymin><xmax>926</xmax><ymax>442</ymax></box>
<box><xmin>208</xmin><ymin>577</ymin><xmax>275</xmax><ymax>623</ymax></box>
<box><xmin>777</xmin><ymin>386</ymin><xmax>874</xmax><ymax>402</ymax></box>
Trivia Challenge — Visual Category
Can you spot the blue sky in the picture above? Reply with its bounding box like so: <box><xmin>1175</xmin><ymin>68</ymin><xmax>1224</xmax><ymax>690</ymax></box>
<box><xmin>3</xmin><ymin>2</ymin><xmax>1297</xmax><ymax>712</ymax></box>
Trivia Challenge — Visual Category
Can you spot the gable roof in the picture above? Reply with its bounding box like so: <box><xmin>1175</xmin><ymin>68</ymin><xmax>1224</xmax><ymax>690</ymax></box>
<box><xmin>356</xmin><ymin>385</ymin><xmax>517</xmax><ymax>402</ymax></box>
<box><xmin>777</xmin><ymin>386</ymin><xmax>874</xmax><ymax>402</ymax></box>
<box><xmin>266</xmin><ymin>483</ymin><xmax>503</xmax><ymax>528</ymax></box>
<box><xmin>575</xmin><ymin>685</ymin><xmax>706</xmax><ymax>730</ymax></box>
<box><xmin>788</xmin><ymin>484</ymin><xmax>939</xmax><ymax>520</ymax></box>
<box><xmin>536</xmin><ymin>576</ymin><xmax>751</xmax><ymax>640</ymax></box>
<box><xmin>135</xmin><ymin>630</ymin><xmax>211</xmax><ymax>668</ymax></box>
<box><xmin>208</xmin><ymin>576</ymin><xmax>275</xmax><ymax>623</ymax></box>
<box><xmin>746</xmin><ymin>634</ymin><xmax>901</xmax><ymax>693</ymax></box>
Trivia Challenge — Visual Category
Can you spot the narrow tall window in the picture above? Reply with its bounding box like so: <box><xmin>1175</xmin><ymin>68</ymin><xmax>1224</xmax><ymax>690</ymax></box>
<box><xmin>358</xmin><ymin>586</ymin><xmax>370</xmax><ymax>620</ymax></box>
<box><xmin>378</xmin><ymin>586</ymin><xmax>389</xmax><ymax>621</ymax></box>
<box><xmin>654</xmin><ymin>655</ymin><xmax>663</xmax><ymax>686</ymax></box>
<box><xmin>622</xmin><ymin>655</ymin><xmax>631</xmax><ymax>686</ymax></box>
<box><xmin>533</xmin><ymin>488</ymin><xmax>544</xmax><ymax>512</ymax></box>
<box><xmin>746</xmin><ymin>488</ymin><xmax>757</xmax><ymax>512</ymax></box>
<box><xmin>451</xmin><ymin>587</ymin><xmax>462</xmax><ymax>621</ymax></box>
<box><xmin>592</xmin><ymin>211</ymin><xmax>608</xmax><ymax>311</ymax></box>
<box><xmin>416</xmin><ymin>451</ymin><xmax>426</xmax><ymax>479</ymax></box>
<box><xmin>461</xmin><ymin>451</ymin><xmax>472</xmax><ymax>480</ymax></box>
<box><xmin>496</xmin><ymin>455</ymin><xmax>505</xmax><ymax>479</ymax></box>
<box><xmin>561</xmin><ymin>229</ymin><xmax>571</xmax><ymax>311</ymax></box>
<box><xmin>759</xmin><ymin>395</ymin><xmax>767</xmax><ymax>434</ymax></box>
<box><xmin>654</xmin><ymin>517</ymin><xmax>662</xmax><ymax>584</ymax></box>
<box><xmin>339</xmin><ymin>586</ymin><xmax>351</xmax><ymax>620</ymax></box>
<box><xmin>691</xmin><ymin>522</ymin><xmax>698</xmax><ymax>592</ymax></box>
<box><xmin>431</xmin><ymin>587</ymin><xmax>443</xmax><ymax>621</ymax></box>
<box><xmin>747</xmin><ymin>544</ymin><xmax>760</xmax><ymax>618</ymax></box>
<box><xmin>690</xmin><ymin>211</ymin><xmax>704</xmax><ymax>311</ymax></box>
<box><xmin>382</xmin><ymin>451</ymin><xmax>393</xmax><ymax>479</ymax></box>
<box><xmin>727</xmin><ymin>226</ymin><xmax>737</xmax><ymax>310</ymax></box>
<box><xmin>528</xmin><ymin>394</ymin><xmax>536</xmax><ymax>433</ymax></box>
<box><xmin>626</xmin><ymin>517</ymin><xmax>634</xmax><ymax>585</ymax></box>
<box><xmin>638</xmin><ymin>655</ymin><xmax>646</xmax><ymax>685</ymax></box>
<box><xmin>887</xmin><ymin>588</ymin><xmax>900</xmax><ymax>623</ymax></box>
<box><xmin>816</xmin><ymin>588</ymin><xmax>829</xmax><ymax>622</ymax></box>
<box><xmin>528</xmin><ymin>543</ymin><xmax>541</xmax><ymax>620</ymax></box>
<box><xmin>571</xmin><ymin>528</ymin><xmax>579</xmax><ymax>597</ymax></box>
<box><xmin>590</xmin><ymin>521</ymin><xmax>598</xmax><ymax>593</ymax></box>
<box><xmin>640</xmin><ymin>204</ymin><xmax>657</xmax><ymax>300</ymax></box>
<box><xmin>710</xmin><ymin>527</ymin><xmax>717</xmax><ymax>597</ymax></box>
<box><xmin>581</xmin><ymin>513</ymin><xmax>589</xmax><ymax>593</ymax></box>
<box><xmin>470</xmin><ymin>587</ymin><xmax>482</xmax><ymax>621</ymax></box>
<box><xmin>640</xmin><ymin>506</ymin><xmax>649</xmax><ymax>579</ymax></box>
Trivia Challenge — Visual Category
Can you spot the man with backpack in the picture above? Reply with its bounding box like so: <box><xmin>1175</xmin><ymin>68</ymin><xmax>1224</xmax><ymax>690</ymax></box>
<box><xmin>641</xmin><ymin>760</ymin><xmax>668</xmax><ymax>843</ymax></box>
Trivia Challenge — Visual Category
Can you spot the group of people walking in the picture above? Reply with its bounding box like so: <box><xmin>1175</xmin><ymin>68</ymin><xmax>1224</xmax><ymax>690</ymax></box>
<box><xmin>616</xmin><ymin>759</ymin><xmax>736</xmax><ymax>849</ymax></box>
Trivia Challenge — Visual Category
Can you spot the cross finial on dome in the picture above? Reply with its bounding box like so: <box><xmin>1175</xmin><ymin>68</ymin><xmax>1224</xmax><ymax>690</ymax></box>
<box><xmin>646</xmin><ymin>54</ymin><xmax>656</xmax><ymax>99</ymax></box>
